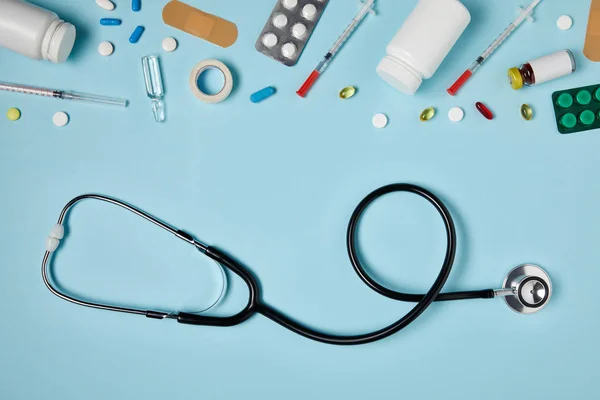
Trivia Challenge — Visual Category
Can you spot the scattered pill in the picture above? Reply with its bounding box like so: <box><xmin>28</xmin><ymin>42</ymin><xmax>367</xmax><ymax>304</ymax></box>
<box><xmin>579</xmin><ymin>110</ymin><xmax>595</xmax><ymax>126</ymax></box>
<box><xmin>53</xmin><ymin>112</ymin><xmax>69</xmax><ymax>127</ymax></box>
<box><xmin>98</xmin><ymin>41</ymin><xmax>114</xmax><ymax>56</ymax></box>
<box><xmin>162</xmin><ymin>37</ymin><xmax>178</xmax><ymax>52</ymax></box>
<box><xmin>129</xmin><ymin>25</ymin><xmax>145</xmax><ymax>43</ymax></box>
<box><xmin>372</xmin><ymin>113</ymin><xmax>388</xmax><ymax>128</ymax></box>
<box><xmin>6</xmin><ymin>108</ymin><xmax>20</xmax><ymax>121</ymax></box>
<box><xmin>282</xmin><ymin>0</ymin><xmax>298</xmax><ymax>10</ymax></box>
<box><xmin>560</xmin><ymin>113</ymin><xmax>577</xmax><ymax>129</ymax></box>
<box><xmin>96</xmin><ymin>0</ymin><xmax>115</xmax><ymax>11</ymax></box>
<box><xmin>251</xmin><ymin>86</ymin><xmax>277</xmax><ymax>103</ymax></box>
<box><xmin>520</xmin><ymin>104</ymin><xmax>533</xmax><ymax>121</ymax></box>
<box><xmin>132</xmin><ymin>0</ymin><xmax>141</xmax><ymax>12</ymax></box>
<box><xmin>281</xmin><ymin>42</ymin><xmax>297</xmax><ymax>59</ymax></box>
<box><xmin>273</xmin><ymin>14</ymin><xmax>288</xmax><ymax>29</ymax></box>
<box><xmin>339</xmin><ymin>86</ymin><xmax>356</xmax><ymax>99</ymax></box>
<box><xmin>262</xmin><ymin>33</ymin><xmax>278</xmax><ymax>48</ymax></box>
<box><xmin>475</xmin><ymin>102</ymin><xmax>494</xmax><ymax>120</ymax></box>
<box><xmin>292</xmin><ymin>23</ymin><xmax>307</xmax><ymax>39</ymax></box>
<box><xmin>419</xmin><ymin>107</ymin><xmax>435</xmax><ymax>122</ymax></box>
<box><xmin>100</xmin><ymin>18</ymin><xmax>121</xmax><ymax>26</ymax></box>
<box><xmin>557</xmin><ymin>15</ymin><xmax>573</xmax><ymax>30</ymax></box>
<box><xmin>448</xmin><ymin>107</ymin><xmax>464</xmax><ymax>122</ymax></box>
<box><xmin>302</xmin><ymin>4</ymin><xmax>318</xmax><ymax>20</ymax></box>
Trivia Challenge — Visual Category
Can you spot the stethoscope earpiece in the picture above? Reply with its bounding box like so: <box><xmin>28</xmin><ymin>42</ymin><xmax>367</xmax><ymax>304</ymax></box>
<box><xmin>498</xmin><ymin>264</ymin><xmax>552</xmax><ymax>314</ymax></box>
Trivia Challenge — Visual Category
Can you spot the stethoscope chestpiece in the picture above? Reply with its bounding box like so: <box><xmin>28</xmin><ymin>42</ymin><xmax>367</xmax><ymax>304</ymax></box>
<box><xmin>501</xmin><ymin>264</ymin><xmax>552</xmax><ymax>314</ymax></box>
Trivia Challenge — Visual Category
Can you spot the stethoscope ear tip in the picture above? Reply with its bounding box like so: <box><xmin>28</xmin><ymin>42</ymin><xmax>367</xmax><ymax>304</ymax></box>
<box><xmin>502</xmin><ymin>264</ymin><xmax>552</xmax><ymax>314</ymax></box>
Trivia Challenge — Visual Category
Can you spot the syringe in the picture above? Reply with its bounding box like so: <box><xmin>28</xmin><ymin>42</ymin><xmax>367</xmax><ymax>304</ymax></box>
<box><xmin>0</xmin><ymin>81</ymin><xmax>128</xmax><ymax>107</ymax></box>
<box><xmin>447</xmin><ymin>0</ymin><xmax>543</xmax><ymax>96</ymax></box>
<box><xmin>297</xmin><ymin>0</ymin><xmax>375</xmax><ymax>98</ymax></box>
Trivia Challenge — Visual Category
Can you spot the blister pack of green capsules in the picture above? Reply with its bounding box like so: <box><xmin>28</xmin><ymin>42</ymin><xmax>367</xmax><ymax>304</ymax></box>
<box><xmin>552</xmin><ymin>84</ymin><xmax>600</xmax><ymax>134</ymax></box>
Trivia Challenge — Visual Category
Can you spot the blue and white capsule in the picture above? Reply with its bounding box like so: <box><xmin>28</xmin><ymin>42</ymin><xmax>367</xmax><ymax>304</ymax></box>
<box><xmin>129</xmin><ymin>26</ymin><xmax>145</xmax><ymax>43</ymax></box>
<box><xmin>250</xmin><ymin>86</ymin><xmax>276</xmax><ymax>103</ymax></box>
<box><xmin>100</xmin><ymin>18</ymin><xmax>122</xmax><ymax>26</ymax></box>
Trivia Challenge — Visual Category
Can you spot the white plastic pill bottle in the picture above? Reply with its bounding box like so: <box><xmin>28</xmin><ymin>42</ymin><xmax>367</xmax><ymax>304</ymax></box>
<box><xmin>0</xmin><ymin>0</ymin><xmax>76</xmax><ymax>63</ymax></box>
<box><xmin>376</xmin><ymin>0</ymin><xmax>470</xmax><ymax>95</ymax></box>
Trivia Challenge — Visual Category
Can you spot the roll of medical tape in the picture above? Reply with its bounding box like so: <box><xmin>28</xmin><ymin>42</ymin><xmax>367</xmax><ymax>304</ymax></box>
<box><xmin>189</xmin><ymin>59</ymin><xmax>234</xmax><ymax>103</ymax></box>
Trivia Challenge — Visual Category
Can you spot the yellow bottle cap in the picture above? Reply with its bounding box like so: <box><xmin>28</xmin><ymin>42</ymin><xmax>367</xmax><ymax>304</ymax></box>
<box><xmin>508</xmin><ymin>67</ymin><xmax>523</xmax><ymax>90</ymax></box>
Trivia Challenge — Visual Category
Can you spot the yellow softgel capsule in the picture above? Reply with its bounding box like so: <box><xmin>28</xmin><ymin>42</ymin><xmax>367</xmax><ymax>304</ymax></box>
<box><xmin>420</xmin><ymin>107</ymin><xmax>436</xmax><ymax>122</ymax></box>
<box><xmin>339</xmin><ymin>86</ymin><xmax>356</xmax><ymax>99</ymax></box>
<box><xmin>6</xmin><ymin>107</ymin><xmax>21</xmax><ymax>121</ymax></box>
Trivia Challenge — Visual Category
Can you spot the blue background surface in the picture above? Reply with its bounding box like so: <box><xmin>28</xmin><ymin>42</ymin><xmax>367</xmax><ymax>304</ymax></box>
<box><xmin>1</xmin><ymin>0</ymin><xmax>599</xmax><ymax>398</ymax></box>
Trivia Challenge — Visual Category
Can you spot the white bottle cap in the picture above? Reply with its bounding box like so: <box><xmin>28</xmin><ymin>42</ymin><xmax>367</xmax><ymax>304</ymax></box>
<box><xmin>376</xmin><ymin>56</ymin><xmax>422</xmax><ymax>95</ymax></box>
<box><xmin>43</xmin><ymin>20</ymin><xmax>77</xmax><ymax>63</ymax></box>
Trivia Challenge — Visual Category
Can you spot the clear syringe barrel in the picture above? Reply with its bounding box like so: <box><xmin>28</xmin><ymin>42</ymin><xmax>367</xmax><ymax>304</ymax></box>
<box><xmin>329</xmin><ymin>18</ymin><xmax>361</xmax><ymax>58</ymax></box>
<box><xmin>319</xmin><ymin>3</ymin><xmax>374</xmax><ymax>72</ymax></box>
<box><xmin>60</xmin><ymin>91</ymin><xmax>128</xmax><ymax>107</ymax></box>
<box><xmin>0</xmin><ymin>82</ymin><xmax>58</xmax><ymax>98</ymax></box>
<box><xmin>478</xmin><ymin>23</ymin><xmax>517</xmax><ymax>63</ymax></box>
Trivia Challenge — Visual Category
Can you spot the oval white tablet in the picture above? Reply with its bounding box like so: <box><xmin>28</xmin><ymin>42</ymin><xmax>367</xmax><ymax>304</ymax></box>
<box><xmin>53</xmin><ymin>111</ymin><xmax>69</xmax><ymax>127</ymax></box>
<box><xmin>162</xmin><ymin>37</ymin><xmax>178</xmax><ymax>52</ymax></box>
<box><xmin>282</xmin><ymin>0</ymin><xmax>298</xmax><ymax>10</ymax></box>
<box><xmin>98</xmin><ymin>41</ymin><xmax>114</xmax><ymax>56</ymax></box>
<box><xmin>448</xmin><ymin>107</ymin><xmax>464</xmax><ymax>122</ymax></box>
<box><xmin>262</xmin><ymin>33</ymin><xmax>278</xmax><ymax>48</ymax></box>
<box><xmin>302</xmin><ymin>4</ymin><xmax>317</xmax><ymax>20</ymax></box>
<box><xmin>557</xmin><ymin>15</ymin><xmax>573</xmax><ymax>30</ymax></box>
<box><xmin>96</xmin><ymin>0</ymin><xmax>115</xmax><ymax>11</ymax></box>
<box><xmin>372</xmin><ymin>113</ymin><xmax>388</xmax><ymax>128</ymax></box>
<box><xmin>273</xmin><ymin>14</ymin><xmax>288</xmax><ymax>29</ymax></box>
<box><xmin>281</xmin><ymin>42</ymin><xmax>297</xmax><ymax>59</ymax></box>
<box><xmin>292</xmin><ymin>23</ymin><xmax>307</xmax><ymax>39</ymax></box>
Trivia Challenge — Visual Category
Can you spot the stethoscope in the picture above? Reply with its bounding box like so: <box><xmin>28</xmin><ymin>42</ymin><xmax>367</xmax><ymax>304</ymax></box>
<box><xmin>42</xmin><ymin>184</ymin><xmax>553</xmax><ymax>346</ymax></box>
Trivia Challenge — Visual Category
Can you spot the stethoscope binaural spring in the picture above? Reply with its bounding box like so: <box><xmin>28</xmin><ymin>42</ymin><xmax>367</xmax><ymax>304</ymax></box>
<box><xmin>41</xmin><ymin>184</ymin><xmax>553</xmax><ymax>346</ymax></box>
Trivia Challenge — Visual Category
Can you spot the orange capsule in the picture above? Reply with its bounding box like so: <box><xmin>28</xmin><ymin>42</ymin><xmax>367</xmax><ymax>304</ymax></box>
<box><xmin>475</xmin><ymin>102</ymin><xmax>494</xmax><ymax>120</ymax></box>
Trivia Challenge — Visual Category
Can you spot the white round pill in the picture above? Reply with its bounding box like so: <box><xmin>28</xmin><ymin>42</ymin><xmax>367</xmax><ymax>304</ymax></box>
<box><xmin>557</xmin><ymin>15</ymin><xmax>573</xmax><ymax>30</ymax></box>
<box><xmin>281</xmin><ymin>42</ymin><xmax>297</xmax><ymax>59</ymax></box>
<box><xmin>282</xmin><ymin>0</ymin><xmax>298</xmax><ymax>10</ymax></box>
<box><xmin>273</xmin><ymin>14</ymin><xmax>288</xmax><ymax>29</ymax></box>
<box><xmin>448</xmin><ymin>107</ymin><xmax>464</xmax><ymax>122</ymax></box>
<box><xmin>96</xmin><ymin>0</ymin><xmax>115</xmax><ymax>11</ymax></box>
<box><xmin>98</xmin><ymin>41</ymin><xmax>114</xmax><ymax>56</ymax></box>
<box><xmin>162</xmin><ymin>37</ymin><xmax>178</xmax><ymax>52</ymax></box>
<box><xmin>372</xmin><ymin>113</ymin><xmax>388</xmax><ymax>129</ymax></box>
<box><xmin>262</xmin><ymin>33</ymin><xmax>278</xmax><ymax>48</ymax></box>
<box><xmin>292</xmin><ymin>23</ymin><xmax>307</xmax><ymax>39</ymax></box>
<box><xmin>53</xmin><ymin>112</ymin><xmax>69</xmax><ymax>127</ymax></box>
<box><xmin>302</xmin><ymin>4</ymin><xmax>318</xmax><ymax>20</ymax></box>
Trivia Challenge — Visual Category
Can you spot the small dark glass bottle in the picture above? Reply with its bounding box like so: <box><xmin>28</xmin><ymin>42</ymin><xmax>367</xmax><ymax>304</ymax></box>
<box><xmin>508</xmin><ymin>50</ymin><xmax>576</xmax><ymax>90</ymax></box>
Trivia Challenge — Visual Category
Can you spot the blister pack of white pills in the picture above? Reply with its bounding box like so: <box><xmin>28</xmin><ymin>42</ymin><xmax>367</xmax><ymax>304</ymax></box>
<box><xmin>256</xmin><ymin>0</ymin><xmax>330</xmax><ymax>67</ymax></box>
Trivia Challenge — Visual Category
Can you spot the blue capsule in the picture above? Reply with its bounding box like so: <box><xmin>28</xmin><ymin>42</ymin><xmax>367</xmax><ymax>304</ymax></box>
<box><xmin>100</xmin><ymin>18</ymin><xmax>122</xmax><ymax>26</ymax></box>
<box><xmin>132</xmin><ymin>0</ymin><xmax>141</xmax><ymax>12</ymax></box>
<box><xmin>129</xmin><ymin>26</ymin><xmax>145</xmax><ymax>43</ymax></box>
<box><xmin>250</xmin><ymin>86</ymin><xmax>276</xmax><ymax>103</ymax></box>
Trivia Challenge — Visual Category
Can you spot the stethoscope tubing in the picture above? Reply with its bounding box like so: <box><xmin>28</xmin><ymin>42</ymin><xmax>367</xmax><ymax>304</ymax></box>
<box><xmin>42</xmin><ymin>185</ymin><xmax>496</xmax><ymax>346</ymax></box>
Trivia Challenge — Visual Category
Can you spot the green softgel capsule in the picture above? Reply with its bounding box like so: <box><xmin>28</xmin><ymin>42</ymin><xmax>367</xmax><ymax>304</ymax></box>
<box><xmin>560</xmin><ymin>113</ymin><xmax>577</xmax><ymax>129</ymax></box>
<box><xmin>557</xmin><ymin>93</ymin><xmax>573</xmax><ymax>108</ymax></box>
<box><xmin>595</xmin><ymin>87</ymin><xmax>600</xmax><ymax>102</ymax></box>
<box><xmin>580</xmin><ymin>110</ymin><xmax>596</xmax><ymax>125</ymax></box>
<box><xmin>577</xmin><ymin>90</ymin><xmax>592</xmax><ymax>105</ymax></box>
